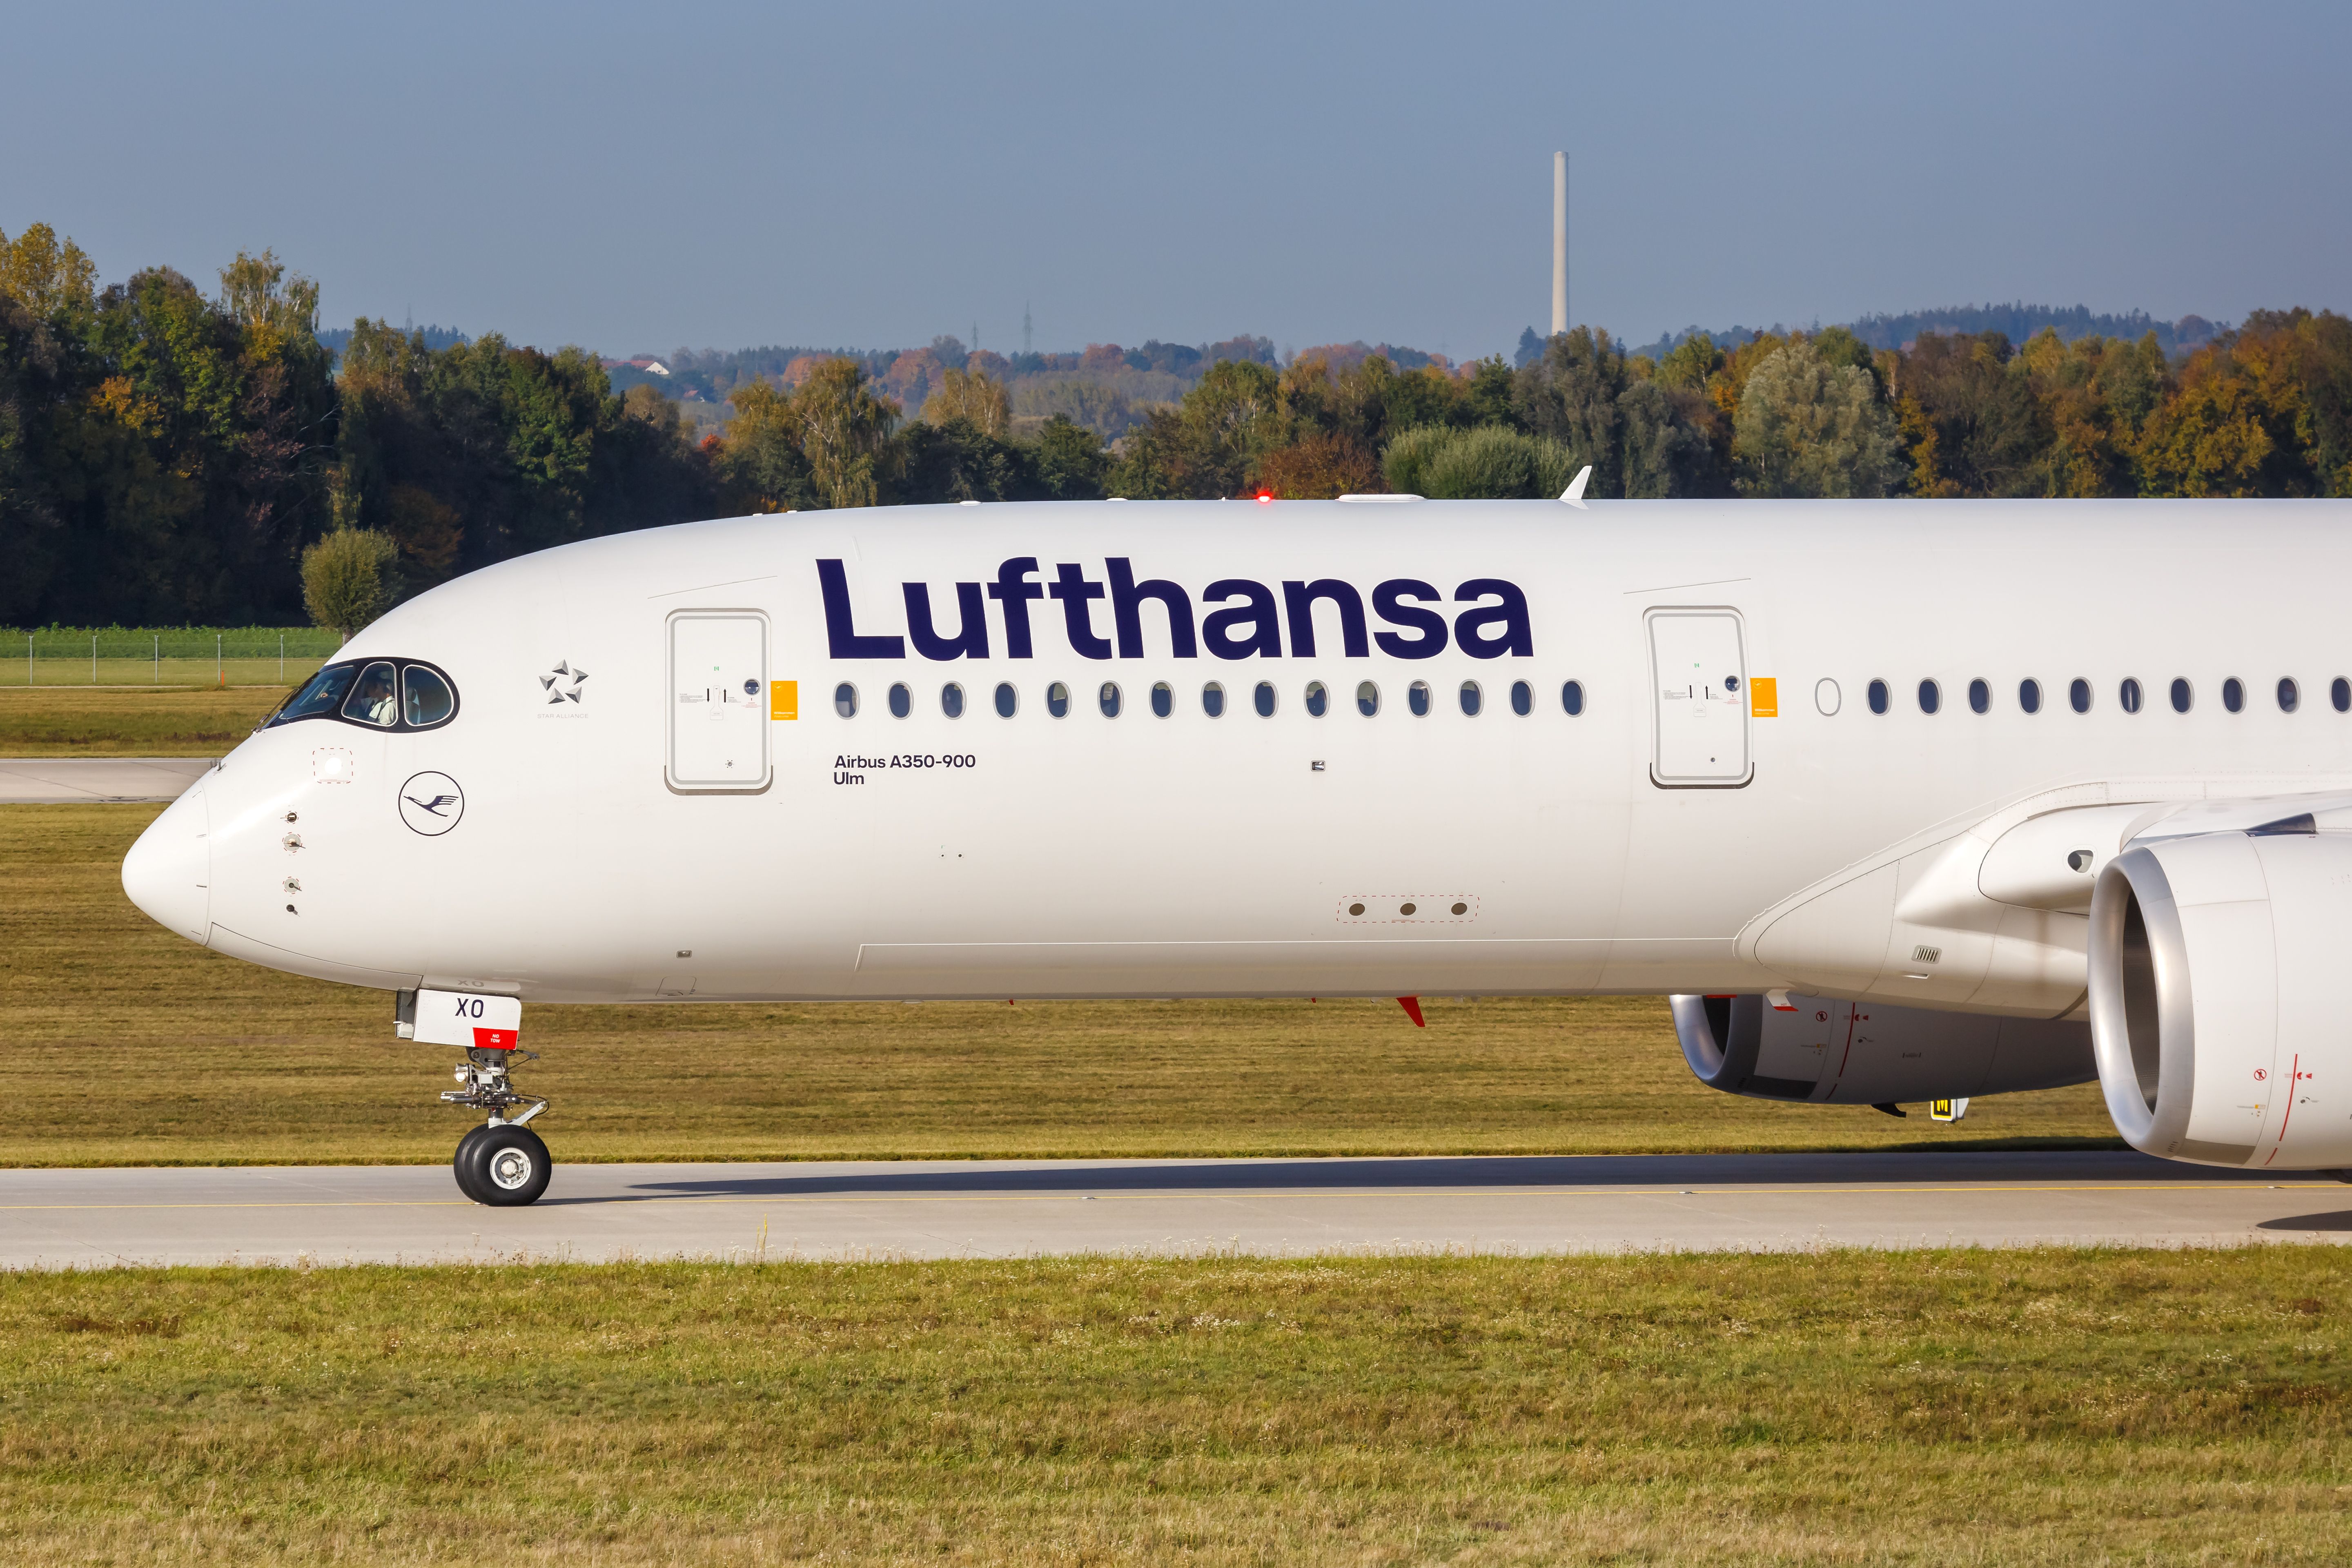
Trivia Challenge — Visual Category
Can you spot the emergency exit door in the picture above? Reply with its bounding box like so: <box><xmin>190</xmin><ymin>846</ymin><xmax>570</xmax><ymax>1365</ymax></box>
<box><xmin>1647</xmin><ymin>608</ymin><xmax>1751</xmax><ymax>786</ymax></box>
<box><xmin>667</xmin><ymin>610</ymin><xmax>771</xmax><ymax>791</ymax></box>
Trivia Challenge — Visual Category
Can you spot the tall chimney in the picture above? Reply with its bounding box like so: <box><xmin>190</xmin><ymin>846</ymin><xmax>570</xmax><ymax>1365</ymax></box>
<box><xmin>1551</xmin><ymin>151</ymin><xmax>1568</xmax><ymax>337</ymax></box>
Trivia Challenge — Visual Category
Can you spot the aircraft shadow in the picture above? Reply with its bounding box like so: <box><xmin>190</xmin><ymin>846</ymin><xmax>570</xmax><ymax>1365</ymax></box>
<box><xmin>567</xmin><ymin>1148</ymin><xmax>2283</xmax><ymax>1207</ymax></box>
<box><xmin>2257</xmin><ymin>1211</ymin><xmax>2352</xmax><ymax>1232</ymax></box>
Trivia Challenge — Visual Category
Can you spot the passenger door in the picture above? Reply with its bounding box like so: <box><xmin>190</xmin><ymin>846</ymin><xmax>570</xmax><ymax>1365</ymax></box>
<box><xmin>1647</xmin><ymin>607</ymin><xmax>1751</xmax><ymax>787</ymax></box>
<box><xmin>667</xmin><ymin>610</ymin><xmax>771</xmax><ymax>792</ymax></box>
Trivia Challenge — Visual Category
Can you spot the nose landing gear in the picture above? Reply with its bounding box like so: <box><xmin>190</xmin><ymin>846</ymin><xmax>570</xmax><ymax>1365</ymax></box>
<box><xmin>443</xmin><ymin>1047</ymin><xmax>552</xmax><ymax>1206</ymax></box>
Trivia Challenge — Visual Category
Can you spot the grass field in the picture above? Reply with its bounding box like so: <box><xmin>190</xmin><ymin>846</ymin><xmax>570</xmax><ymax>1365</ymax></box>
<box><xmin>1</xmin><ymin>803</ymin><xmax>2122</xmax><ymax>1166</ymax></box>
<box><xmin>0</xmin><ymin>687</ymin><xmax>290</xmax><ymax>755</ymax></box>
<box><xmin>3</xmin><ymin>1250</ymin><xmax>2350</xmax><ymax>1563</ymax></box>
<box><xmin>0</xmin><ymin>626</ymin><xmax>336</xmax><ymax>691</ymax></box>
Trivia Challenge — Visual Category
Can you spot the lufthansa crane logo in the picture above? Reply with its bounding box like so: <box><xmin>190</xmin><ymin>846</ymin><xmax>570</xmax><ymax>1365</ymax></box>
<box><xmin>399</xmin><ymin>771</ymin><xmax>466</xmax><ymax>836</ymax></box>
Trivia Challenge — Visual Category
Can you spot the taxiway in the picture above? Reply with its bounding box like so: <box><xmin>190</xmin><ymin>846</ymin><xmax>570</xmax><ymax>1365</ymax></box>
<box><xmin>4</xmin><ymin>1151</ymin><xmax>2347</xmax><ymax>1267</ymax></box>
<box><xmin>0</xmin><ymin>757</ymin><xmax>212</xmax><ymax>803</ymax></box>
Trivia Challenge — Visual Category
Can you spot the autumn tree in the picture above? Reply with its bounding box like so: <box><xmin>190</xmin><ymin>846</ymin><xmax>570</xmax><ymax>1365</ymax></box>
<box><xmin>2136</xmin><ymin>311</ymin><xmax>2352</xmax><ymax>497</ymax></box>
<box><xmin>0</xmin><ymin>223</ymin><xmax>97</xmax><ymax>323</ymax></box>
<box><xmin>1383</xmin><ymin>425</ymin><xmax>1577</xmax><ymax>498</ymax></box>
<box><xmin>1897</xmin><ymin>332</ymin><xmax>2050</xmax><ymax>496</ymax></box>
<box><xmin>715</xmin><ymin>380</ymin><xmax>815</xmax><ymax>512</ymax></box>
<box><xmin>2134</xmin><ymin>347</ymin><xmax>2276</xmax><ymax>497</ymax></box>
<box><xmin>1255</xmin><ymin>432</ymin><xmax>1380</xmax><ymax>497</ymax></box>
<box><xmin>1733</xmin><ymin>338</ymin><xmax>1900</xmax><ymax>498</ymax></box>
<box><xmin>795</xmin><ymin>357</ymin><xmax>898</xmax><ymax>508</ymax></box>
<box><xmin>0</xmin><ymin>288</ymin><xmax>67</xmax><ymax>621</ymax></box>
<box><xmin>1029</xmin><ymin>414</ymin><xmax>1109</xmax><ymax>499</ymax></box>
<box><xmin>1107</xmin><ymin>358</ymin><xmax>1283</xmax><ymax>498</ymax></box>
<box><xmin>2011</xmin><ymin>329</ymin><xmax>2166</xmax><ymax>497</ymax></box>
<box><xmin>1653</xmin><ymin>333</ymin><xmax>1724</xmax><ymax>392</ymax></box>
<box><xmin>922</xmin><ymin>364</ymin><xmax>1011</xmax><ymax>437</ymax></box>
<box><xmin>301</xmin><ymin>526</ymin><xmax>400</xmax><ymax>639</ymax></box>
<box><xmin>1511</xmin><ymin>328</ymin><xmax>1721</xmax><ymax>496</ymax></box>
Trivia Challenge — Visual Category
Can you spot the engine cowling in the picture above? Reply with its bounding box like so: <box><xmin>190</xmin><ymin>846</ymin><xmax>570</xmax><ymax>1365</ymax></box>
<box><xmin>2089</xmin><ymin>824</ymin><xmax>2352</xmax><ymax>1170</ymax></box>
<box><xmin>1671</xmin><ymin>991</ymin><xmax>2093</xmax><ymax>1106</ymax></box>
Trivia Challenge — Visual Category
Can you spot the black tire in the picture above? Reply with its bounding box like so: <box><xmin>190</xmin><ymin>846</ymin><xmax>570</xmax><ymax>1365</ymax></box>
<box><xmin>462</xmin><ymin>1125</ymin><xmax>551</xmax><ymax>1207</ymax></box>
<box><xmin>452</xmin><ymin>1125</ymin><xmax>492</xmax><ymax>1203</ymax></box>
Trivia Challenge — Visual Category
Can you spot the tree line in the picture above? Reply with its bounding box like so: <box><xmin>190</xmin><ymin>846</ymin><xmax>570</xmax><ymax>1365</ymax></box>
<box><xmin>4</xmin><ymin>220</ymin><xmax>2349</xmax><ymax>629</ymax></box>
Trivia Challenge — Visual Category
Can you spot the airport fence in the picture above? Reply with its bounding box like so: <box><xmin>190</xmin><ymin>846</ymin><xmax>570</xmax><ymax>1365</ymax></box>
<box><xmin>0</xmin><ymin>627</ymin><xmax>344</xmax><ymax>688</ymax></box>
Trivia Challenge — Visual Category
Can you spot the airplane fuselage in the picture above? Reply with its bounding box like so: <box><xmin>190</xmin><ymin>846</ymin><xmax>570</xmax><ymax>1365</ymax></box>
<box><xmin>127</xmin><ymin>497</ymin><xmax>2352</xmax><ymax>1013</ymax></box>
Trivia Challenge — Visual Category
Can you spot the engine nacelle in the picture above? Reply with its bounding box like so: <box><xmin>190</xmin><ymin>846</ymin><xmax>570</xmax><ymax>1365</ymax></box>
<box><xmin>2089</xmin><ymin>826</ymin><xmax>2352</xmax><ymax>1170</ymax></box>
<box><xmin>1671</xmin><ymin>991</ymin><xmax>2093</xmax><ymax>1106</ymax></box>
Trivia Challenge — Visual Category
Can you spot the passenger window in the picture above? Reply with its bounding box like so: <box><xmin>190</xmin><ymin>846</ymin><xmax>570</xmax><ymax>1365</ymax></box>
<box><xmin>1203</xmin><ymin>681</ymin><xmax>1225</xmax><ymax>717</ymax></box>
<box><xmin>994</xmin><ymin>682</ymin><xmax>1017</xmax><ymax>718</ymax></box>
<box><xmin>1562</xmin><ymin>679</ymin><xmax>1585</xmax><ymax>716</ymax></box>
<box><xmin>1047</xmin><ymin>681</ymin><xmax>1071</xmax><ymax>718</ymax></box>
<box><xmin>1917</xmin><ymin>679</ymin><xmax>1940</xmax><ymax>715</ymax></box>
<box><xmin>1815</xmin><ymin>678</ymin><xmax>1840</xmax><ymax>715</ymax></box>
<box><xmin>2019</xmin><ymin>678</ymin><xmax>2041</xmax><ymax>714</ymax></box>
<box><xmin>1357</xmin><ymin>680</ymin><xmax>1379</xmax><ymax>717</ymax></box>
<box><xmin>1511</xmin><ymin>680</ymin><xmax>1532</xmax><ymax>716</ymax></box>
<box><xmin>1967</xmin><ymin>678</ymin><xmax>1989</xmax><ymax>715</ymax></box>
<box><xmin>2336</xmin><ymin>678</ymin><xmax>2350</xmax><ymax>713</ymax></box>
<box><xmin>2223</xmin><ymin>677</ymin><xmax>2244</xmax><ymax>713</ymax></box>
<box><xmin>835</xmin><ymin>682</ymin><xmax>859</xmax><ymax>718</ymax></box>
<box><xmin>2119</xmin><ymin>678</ymin><xmax>2142</xmax><ymax>714</ymax></box>
<box><xmin>942</xmin><ymin>682</ymin><xmax>965</xmax><ymax>719</ymax></box>
<box><xmin>341</xmin><ymin>661</ymin><xmax>399</xmax><ymax>727</ymax></box>
<box><xmin>1099</xmin><ymin>682</ymin><xmax>1122</xmax><ymax>717</ymax></box>
<box><xmin>2279</xmin><ymin>677</ymin><xmax>2299</xmax><ymax>713</ymax></box>
<box><xmin>1867</xmin><ymin>679</ymin><xmax>1889</xmax><ymax>715</ymax></box>
<box><xmin>1151</xmin><ymin>681</ymin><xmax>1173</xmax><ymax>718</ymax></box>
<box><xmin>1410</xmin><ymin>680</ymin><xmax>1431</xmax><ymax>716</ymax></box>
<box><xmin>2069</xmin><ymin>678</ymin><xmax>2091</xmax><ymax>714</ymax></box>
<box><xmin>1460</xmin><ymin>680</ymin><xmax>1482</xmax><ymax>716</ymax></box>
<box><xmin>1305</xmin><ymin>681</ymin><xmax>1328</xmax><ymax>717</ymax></box>
<box><xmin>401</xmin><ymin>665</ymin><xmax>455</xmax><ymax>727</ymax></box>
<box><xmin>1254</xmin><ymin>681</ymin><xmax>1276</xmax><ymax>717</ymax></box>
<box><xmin>2170</xmin><ymin>678</ymin><xmax>2192</xmax><ymax>714</ymax></box>
<box><xmin>889</xmin><ymin>682</ymin><xmax>912</xmax><ymax>719</ymax></box>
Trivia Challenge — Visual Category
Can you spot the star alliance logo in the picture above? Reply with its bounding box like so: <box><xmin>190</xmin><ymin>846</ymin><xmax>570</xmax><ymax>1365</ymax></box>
<box><xmin>541</xmin><ymin>659</ymin><xmax>588</xmax><ymax>704</ymax></box>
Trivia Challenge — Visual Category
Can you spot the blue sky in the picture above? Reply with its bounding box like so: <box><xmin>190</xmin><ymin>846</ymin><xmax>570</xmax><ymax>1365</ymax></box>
<box><xmin>7</xmin><ymin>0</ymin><xmax>2345</xmax><ymax>359</ymax></box>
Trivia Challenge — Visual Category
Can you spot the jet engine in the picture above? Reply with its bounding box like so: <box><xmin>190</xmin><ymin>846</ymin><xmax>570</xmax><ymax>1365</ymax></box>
<box><xmin>1672</xmin><ymin>991</ymin><xmax>2093</xmax><ymax>1107</ymax></box>
<box><xmin>2088</xmin><ymin>816</ymin><xmax>2352</xmax><ymax>1170</ymax></box>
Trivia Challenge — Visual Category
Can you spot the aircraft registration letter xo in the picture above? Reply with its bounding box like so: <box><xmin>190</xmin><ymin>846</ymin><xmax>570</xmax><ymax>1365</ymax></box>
<box><xmin>412</xmin><ymin>989</ymin><xmax>522</xmax><ymax>1051</ymax></box>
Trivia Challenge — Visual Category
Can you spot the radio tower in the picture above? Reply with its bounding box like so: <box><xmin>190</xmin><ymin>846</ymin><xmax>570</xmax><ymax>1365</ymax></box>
<box><xmin>1022</xmin><ymin>302</ymin><xmax>1033</xmax><ymax>355</ymax></box>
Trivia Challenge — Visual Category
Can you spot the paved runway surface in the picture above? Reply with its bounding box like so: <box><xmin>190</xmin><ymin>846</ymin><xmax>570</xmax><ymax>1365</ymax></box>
<box><xmin>7</xmin><ymin>1152</ymin><xmax>2351</xmax><ymax>1267</ymax></box>
<box><xmin>0</xmin><ymin>756</ymin><xmax>212</xmax><ymax>803</ymax></box>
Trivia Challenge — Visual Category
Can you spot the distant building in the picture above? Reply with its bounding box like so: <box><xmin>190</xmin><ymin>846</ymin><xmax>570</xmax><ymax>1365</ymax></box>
<box><xmin>600</xmin><ymin>357</ymin><xmax>670</xmax><ymax>376</ymax></box>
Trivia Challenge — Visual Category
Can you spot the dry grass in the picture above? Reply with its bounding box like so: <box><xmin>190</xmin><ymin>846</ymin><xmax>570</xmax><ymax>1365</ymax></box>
<box><xmin>0</xmin><ymin>687</ymin><xmax>289</xmax><ymax>755</ymax></box>
<box><xmin>1</xmin><ymin>1250</ymin><xmax>2350</xmax><ymax>1564</ymax></box>
<box><xmin>0</xmin><ymin>804</ymin><xmax>2122</xmax><ymax>1166</ymax></box>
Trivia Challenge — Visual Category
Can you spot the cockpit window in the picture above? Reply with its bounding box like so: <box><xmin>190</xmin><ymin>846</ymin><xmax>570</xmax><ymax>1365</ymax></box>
<box><xmin>277</xmin><ymin>663</ymin><xmax>360</xmax><ymax>724</ymax></box>
<box><xmin>343</xmin><ymin>662</ymin><xmax>400</xmax><ymax>727</ymax></box>
<box><xmin>403</xmin><ymin>666</ymin><xmax>456</xmax><ymax>727</ymax></box>
<box><xmin>266</xmin><ymin>658</ymin><xmax>460</xmax><ymax>733</ymax></box>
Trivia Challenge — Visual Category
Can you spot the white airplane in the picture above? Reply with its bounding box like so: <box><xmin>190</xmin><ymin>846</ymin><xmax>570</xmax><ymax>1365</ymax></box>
<box><xmin>121</xmin><ymin>489</ymin><xmax>2352</xmax><ymax>1205</ymax></box>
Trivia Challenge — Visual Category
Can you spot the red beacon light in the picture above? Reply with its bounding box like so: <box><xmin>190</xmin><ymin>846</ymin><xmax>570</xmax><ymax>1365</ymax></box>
<box><xmin>1255</xmin><ymin>492</ymin><xmax>1273</xmax><ymax>503</ymax></box>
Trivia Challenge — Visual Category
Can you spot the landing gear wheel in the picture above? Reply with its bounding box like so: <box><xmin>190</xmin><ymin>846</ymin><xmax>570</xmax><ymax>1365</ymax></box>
<box><xmin>461</xmin><ymin>1125</ymin><xmax>552</xmax><ymax>1207</ymax></box>
<box><xmin>452</xmin><ymin>1125</ymin><xmax>493</xmax><ymax>1203</ymax></box>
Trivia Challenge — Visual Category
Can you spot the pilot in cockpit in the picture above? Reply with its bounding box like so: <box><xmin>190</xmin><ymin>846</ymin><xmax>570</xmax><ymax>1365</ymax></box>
<box><xmin>351</xmin><ymin>665</ymin><xmax>398</xmax><ymax>727</ymax></box>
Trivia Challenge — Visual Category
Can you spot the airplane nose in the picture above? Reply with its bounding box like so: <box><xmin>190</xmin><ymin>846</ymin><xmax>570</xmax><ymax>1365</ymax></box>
<box><xmin>122</xmin><ymin>781</ymin><xmax>211</xmax><ymax>944</ymax></box>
